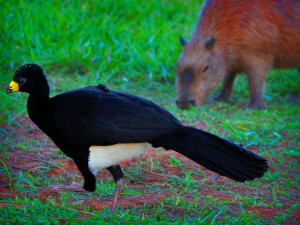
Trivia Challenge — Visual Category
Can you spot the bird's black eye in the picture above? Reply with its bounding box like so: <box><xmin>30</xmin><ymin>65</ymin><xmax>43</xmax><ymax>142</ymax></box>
<box><xmin>19</xmin><ymin>78</ymin><xmax>27</xmax><ymax>86</ymax></box>
<box><xmin>203</xmin><ymin>65</ymin><xmax>209</xmax><ymax>73</ymax></box>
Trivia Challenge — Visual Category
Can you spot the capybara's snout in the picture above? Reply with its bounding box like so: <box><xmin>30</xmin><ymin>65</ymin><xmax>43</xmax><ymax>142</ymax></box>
<box><xmin>175</xmin><ymin>98</ymin><xmax>197</xmax><ymax>110</ymax></box>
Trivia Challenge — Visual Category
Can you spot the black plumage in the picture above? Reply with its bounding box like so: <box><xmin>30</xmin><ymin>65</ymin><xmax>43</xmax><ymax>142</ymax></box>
<box><xmin>6</xmin><ymin>64</ymin><xmax>268</xmax><ymax>213</ymax></box>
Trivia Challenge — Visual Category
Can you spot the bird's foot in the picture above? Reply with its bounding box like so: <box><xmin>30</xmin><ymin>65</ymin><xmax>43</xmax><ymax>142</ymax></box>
<box><xmin>39</xmin><ymin>184</ymin><xmax>85</xmax><ymax>203</ymax></box>
<box><xmin>39</xmin><ymin>185</ymin><xmax>61</xmax><ymax>203</ymax></box>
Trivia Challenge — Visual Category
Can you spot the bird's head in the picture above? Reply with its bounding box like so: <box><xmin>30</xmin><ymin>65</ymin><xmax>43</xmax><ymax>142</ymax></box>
<box><xmin>6</xmin><ymin>64</ymin><xmax>49</xmax><ymax>96</ymax></box>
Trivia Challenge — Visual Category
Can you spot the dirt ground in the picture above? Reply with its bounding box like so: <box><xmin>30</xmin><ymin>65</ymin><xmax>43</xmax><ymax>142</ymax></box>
<box><xmin>1</xmin><ymin>116</ymin><xmax>299</xmax><ymax>224</ymax></box>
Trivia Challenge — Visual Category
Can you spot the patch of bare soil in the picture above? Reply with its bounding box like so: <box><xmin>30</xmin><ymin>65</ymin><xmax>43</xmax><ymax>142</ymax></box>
<box><xmin>1</xmin><ymin>116</ymin><xmax>299</xmax><ymax>224</ymax></box>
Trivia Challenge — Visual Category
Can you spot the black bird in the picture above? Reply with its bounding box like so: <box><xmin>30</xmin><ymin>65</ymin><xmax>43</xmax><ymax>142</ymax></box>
<box><xmin>6</xmin><ymin>64</ymin><xmax>268</xmax><ymax>213</ymax></box>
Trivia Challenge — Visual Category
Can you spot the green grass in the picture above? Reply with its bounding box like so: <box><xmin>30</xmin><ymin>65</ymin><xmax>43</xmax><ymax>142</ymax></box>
<box><xmin>1</xmin><ymin>0</ymin><xmax>300</xmax><ymax>224</ymax></box>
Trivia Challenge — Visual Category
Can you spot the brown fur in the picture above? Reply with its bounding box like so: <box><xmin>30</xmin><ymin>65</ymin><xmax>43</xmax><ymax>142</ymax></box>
<box><xmin>176</xmin><ymin>0</ymin><xmax>300</xmax><ymax>109</ymax></box>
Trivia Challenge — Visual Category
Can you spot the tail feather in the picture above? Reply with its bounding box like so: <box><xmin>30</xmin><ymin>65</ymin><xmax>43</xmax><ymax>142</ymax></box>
<box><xmin>151</xmin><ymin>126</ymin><xmax>268</xmax><ymax>182</ymax></box>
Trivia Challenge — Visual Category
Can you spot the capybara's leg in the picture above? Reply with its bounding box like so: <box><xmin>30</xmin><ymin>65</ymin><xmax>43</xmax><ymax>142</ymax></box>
<box><xmin>247</xmin><ymin>64</ymin><xmax>270</xmax><ymax>110</ymax></box>
<box><xmin>214</xmin><ymin>73</ymin><xmax>236</xmax><ymax>102</ymax></box>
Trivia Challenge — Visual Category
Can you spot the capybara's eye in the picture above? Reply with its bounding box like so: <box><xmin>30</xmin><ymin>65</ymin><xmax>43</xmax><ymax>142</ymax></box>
<box><xmin>203</xmin><ymin>65</ymin><xmax>209</xmax><ymax>73</ymax></box>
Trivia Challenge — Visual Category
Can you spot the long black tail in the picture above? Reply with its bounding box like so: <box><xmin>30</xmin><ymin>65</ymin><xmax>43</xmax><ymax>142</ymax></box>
<box><xmin>151</xmin><ymin>126</ymin><xmax>268</xmax><ymax>182</ymax></box>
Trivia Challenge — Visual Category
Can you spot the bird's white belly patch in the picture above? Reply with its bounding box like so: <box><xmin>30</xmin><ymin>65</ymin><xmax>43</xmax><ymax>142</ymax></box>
<box><xmin>88</xmin><ymin>143</ymin><xmax>151</xmax><ymax>175</ymax></box>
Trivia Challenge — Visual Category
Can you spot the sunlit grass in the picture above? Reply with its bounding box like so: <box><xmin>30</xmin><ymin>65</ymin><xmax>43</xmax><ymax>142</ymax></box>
<box><xmin>1</xmin><ymin>0</ymin><xmax>299</xmax><ymax>224</ymax></box>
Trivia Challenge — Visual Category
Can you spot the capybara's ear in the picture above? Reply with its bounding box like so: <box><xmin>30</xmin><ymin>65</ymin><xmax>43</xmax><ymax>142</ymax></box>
<box><xmin>204</xmin><ymin>37</ymin><xmax>216</xmax><ymax>50</ymax></box>
<box><xmin>179</xmin><ymin>36</ymin><xmax>188</xmax><ymax>46</ymax></box>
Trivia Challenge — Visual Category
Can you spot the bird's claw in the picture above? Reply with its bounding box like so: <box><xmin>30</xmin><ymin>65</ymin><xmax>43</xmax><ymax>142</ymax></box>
<box><xmin>39</xmin><ymin>186</ymin><xmax>61</xmax><ymax>203</ymax></box>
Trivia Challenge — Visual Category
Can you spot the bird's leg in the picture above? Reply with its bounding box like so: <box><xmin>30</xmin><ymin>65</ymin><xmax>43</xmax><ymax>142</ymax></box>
<box><xmin>107</xmin><ymin>164</ymin><xmax>124</xmax><ymax>214</ymax></box>
<box><xmin>39</xmin><ymin>184</ymin><xmax>85</xmax><ymax>203</ymax></box>
<box><xmin>110</xmin><ymin>178</ymin><xmax>124</xmax><ymax>214</ymax></box>
<box><xmin>40</xmin><ymin>157</ymin><xmax>96</xmax><ymax>203</ymax></box>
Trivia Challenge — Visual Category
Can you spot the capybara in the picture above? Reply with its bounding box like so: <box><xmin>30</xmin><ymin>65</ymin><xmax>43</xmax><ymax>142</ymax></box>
<box><xmin>176</xmin><ymin>0</ymin><xmax>300</xmax><ymax>109</ymax></box>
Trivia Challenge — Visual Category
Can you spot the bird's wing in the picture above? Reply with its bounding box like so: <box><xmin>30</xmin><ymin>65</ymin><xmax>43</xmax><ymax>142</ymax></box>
<box><xmin>50</xmin><ymin>86</ymin><xmax>181</xmax><ymax>146</ymax></box>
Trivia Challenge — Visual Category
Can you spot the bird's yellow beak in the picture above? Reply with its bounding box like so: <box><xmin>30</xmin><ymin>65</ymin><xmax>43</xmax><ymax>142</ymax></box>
<box><xmin>6</xmin><ymin>81</ymin><xmax>19</xmax><ymax>94</ymax></box>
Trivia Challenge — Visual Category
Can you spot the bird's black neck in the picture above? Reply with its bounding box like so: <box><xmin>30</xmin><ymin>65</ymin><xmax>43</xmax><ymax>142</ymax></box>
<box><xmin>27</xmin><ymin>93</ymin><xmax>49</xmax><ymax>113</ymax></box>
<box><xmin>30</xmin><ymin>76</ymin><xmax>50</xmax><ymax>97</ymax></box>
<box><xmin>27</xmin><ymin>75</ymin><xmax>50</xmax><ymax>121</ymax></box>
<box><xmin>27</xmin><ymin>94</ymin><xmax>50</xmax><ymax>133</ymax></box>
